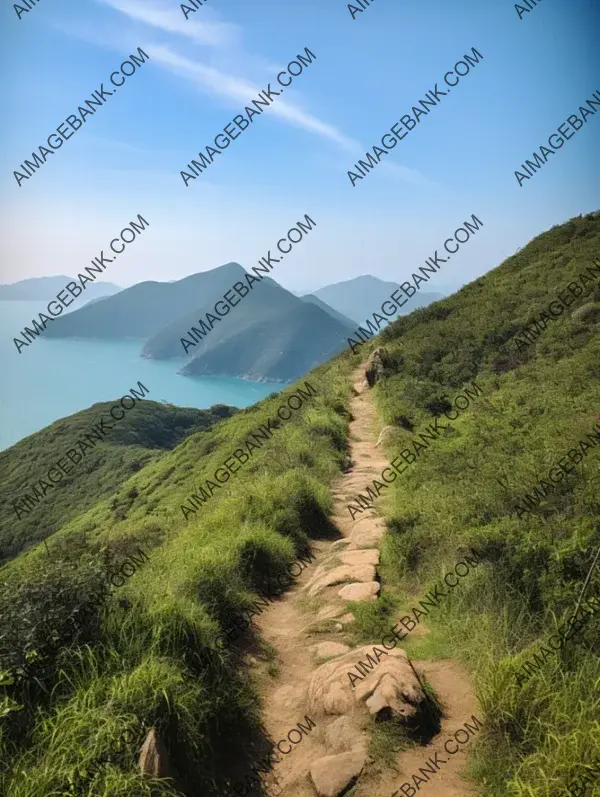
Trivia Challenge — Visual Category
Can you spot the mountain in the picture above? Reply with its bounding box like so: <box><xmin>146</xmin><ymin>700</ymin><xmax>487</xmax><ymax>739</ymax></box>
<box><xmin>299</xmin><ymin>293</ymin><xmax>356</xmax><ymax>327</ymax></box>
<box><xmin>43</xmin><ymin>264</ymin><xmax>244</xmax><ymax>341</ymax></box>
<box><xmin>0</xmin><ymin>399</ymin><xmax>237</xmax><ymax>563</ymax></box>
<box><xmin>143</xmin><ymin>276</ymin><xmax>355</xmax><ymax>382</ymax></box>
<box><xmin>0</xmin><ymin>276</ymin><xmax>121</xmax><ymax>301</ymax></box>
<box><xmin>181</xmin><ymin>300</ymin><xmax>354</xmax><ymax>382</ymax></box>
<box><xmin>311</xmin><ymin>274</ymin><xmax>444</xmax><ymax>323</ymax></box>
<box><xmin>44</xmin><ymin>264</ymin><xmax>356</xmax><ymax>382</ymax></box>
<box><xmin>141</xmin><ymin>276</ymin><xmax>300</xmax><ymax>360</ymax></box>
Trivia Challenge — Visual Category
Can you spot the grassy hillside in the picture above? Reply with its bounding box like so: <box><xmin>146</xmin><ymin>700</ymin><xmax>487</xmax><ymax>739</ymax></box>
<box><xmin>1</xmin><ymin>211</ymin><xmax>599</xmax><ymax>797</ymax></box>
<box><xmin>0</xmin><ymin>400</ymin><xmax>237</xmax><ymax>563</ymax></box>
<box><xmin>351</xmin><ymin>210</ymin><xmax>600</xmax><ymax>796</ymax></box>
<box><xmin>0</xmin><ymin>360</ymin><xmax>354</xmax><ymax>797</ymax></box>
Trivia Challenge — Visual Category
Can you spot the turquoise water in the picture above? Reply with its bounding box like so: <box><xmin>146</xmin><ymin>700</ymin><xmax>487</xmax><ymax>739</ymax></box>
<box><xmin>0</xmin><ymin>301</ymin><xmax>280</xmax><ymax>451</ymax></box>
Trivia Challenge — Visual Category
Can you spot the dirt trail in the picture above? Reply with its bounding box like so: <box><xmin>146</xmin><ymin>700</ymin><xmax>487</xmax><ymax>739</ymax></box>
<box><xmin>252</xmin><ymin>367</ymin><xmax>480</xmax><ymax>797</ymax></box>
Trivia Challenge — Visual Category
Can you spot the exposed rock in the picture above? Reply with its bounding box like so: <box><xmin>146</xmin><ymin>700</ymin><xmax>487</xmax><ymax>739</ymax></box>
<box><xmin>311</xmin><ymin>641</ymin><xmax>350</xmax><ymax>660</ymax></box>
<box><xmin>356</xmin><ymin>670</ymin><xmax>425</xmax><ymax>719</ymax></box>
<box><xmin>308</xmin><ymin>645</ymin><xmax>424</xmax><ymax>719</ymax></box>
<box><xmin>306</xmin><ymin>564</ymin><xmax>376</xmax><ymax>598</ymax></box>
<box><xmin>138</xmin><ymin>727</ymin><xmax>171</xmax><ymax>778</ymax></box>
<box><xmin>349</xmin><ymin>527</ymin><xmax>384</xmax><ymax>549</ymax></box>
<box><xmin>364</xmin><ymin>347</ymin><xmax>394</xmax><ymax>388</ymax></box>
<box><xmin>339</xmin><ymin>613</ymin><xmax>356</xmax><ymax>626</ymax></box>
<box><xmin>310</xmin><ymin>750</ymin><xmax>366</xmax><ymax>797</ymax></box>
<box><xmin>376</xmin><ymin>424</ymin><xmax>395</xmax><ymax>447</ymax></box>
<box><xmin>339</xmin><ymin>549</ymin><xmax>379</xmax><ymax>567</ymax></box>
<box><xmin>337</xmin><ymin>581</ymin><xmax>379</xmax><ymax>602</ymax></box>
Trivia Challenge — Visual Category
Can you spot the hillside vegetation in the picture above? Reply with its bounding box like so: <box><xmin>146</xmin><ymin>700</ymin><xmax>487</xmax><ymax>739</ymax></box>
<box><xmin>1</xmin><ymin>211</ymin><xmax>599</xmax><ymax>797</ymax></box>
<box><xmin>353</xmin><ymin>209</ymin><xmax>600</xmax><ymax>796</ymax></box>
<box><xmin>0</xmin><ymin>400</ymin><xmax>237</xmax><ymax>563</ymax></box>
<box><xmin>0</xmin><ymin>360</ymin><xmax>354</xmax><ymax>797</ymax></box>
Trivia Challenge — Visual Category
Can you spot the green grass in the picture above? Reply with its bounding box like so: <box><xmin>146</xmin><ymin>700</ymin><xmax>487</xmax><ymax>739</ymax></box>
<box><xmin>0</xmin><ymin>399</ymin><xmax>237</xmax><ymax>563</ymax></box>
<box><xmin>365</xmin><ymin>210</ymin><xmax>600</xmax><ymax>796</ymax></box>
<box><xmin>1</xmin><ymin>211</ymin><xmax>600</xmax><ymax>796</ymax></box>
<box><xmin>0</xmin><ymin>357</ymin><xmax>356</xmax><ymax>796</ymax></box>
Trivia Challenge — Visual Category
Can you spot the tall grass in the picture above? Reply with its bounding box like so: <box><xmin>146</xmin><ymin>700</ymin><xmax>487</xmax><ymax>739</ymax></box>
<box><xmin>0</xmin><ymin>356</ymin><xmax>356</xmax><ymax>796</ymax></box>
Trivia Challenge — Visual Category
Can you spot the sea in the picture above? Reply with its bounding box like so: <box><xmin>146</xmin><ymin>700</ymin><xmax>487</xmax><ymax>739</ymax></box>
<box><xmin>0</xmin><ymin>301</ymin><xmax>280</xmax><ymax>452</ymax></box>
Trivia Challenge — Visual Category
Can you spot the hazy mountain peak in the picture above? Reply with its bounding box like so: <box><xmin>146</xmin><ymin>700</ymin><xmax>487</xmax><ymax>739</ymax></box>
<box><xmin>311</xmin><ymin>275</ymin><xmax>444</xmax><ymax>325</ymax></box>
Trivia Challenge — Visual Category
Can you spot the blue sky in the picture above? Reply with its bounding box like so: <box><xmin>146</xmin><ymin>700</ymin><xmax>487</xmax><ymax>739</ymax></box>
<box><xmin>0</xmin><ymin>0</ymin><xmax>598</xmax><ymax>296</ymax></box>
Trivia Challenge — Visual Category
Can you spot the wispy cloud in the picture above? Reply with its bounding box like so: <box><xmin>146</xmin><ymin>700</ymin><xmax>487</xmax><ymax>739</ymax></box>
<box><xmin>147</xmin><ymin>44</ymin><xmax>359</xmax><ymax>152</ymax></box>
<box><xmin>98</xmin><ymin>0</ymin><xmax>237</xmax><ymax>47</ymax></box>
<box><xmin>98</xmin><ymin>0</ymin><xmax>360</xmax><ymax>151</ymax></box>
<box><xmin>93</xmin><ymin>0</ymin><xmax>437</xmax><ymax>183</ymax></box>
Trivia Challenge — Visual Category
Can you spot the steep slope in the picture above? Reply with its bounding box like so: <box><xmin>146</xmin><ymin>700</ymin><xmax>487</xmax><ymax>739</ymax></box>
<box><xmin>42</xmin><ymin>264</ymin><xmax>246</xmax><ymax>341</ymax></box>
<box><xmin>299</xmin><ymin>293</ymin><xmax>356</xmax><ymax>327</ymax></box>
<box><xmin>0</xmin><ymin>276</ymin><xmax>121</xmax><ymax>301</ymax></box>
<box><xmin>0</xmin><ymin>400</ymin><xmax>237</xmax><ymax>563</ymax></box>
<box><xmin>313</xmin><ymin>274</ymin><xmax>444</xmax><ymax>323</ymax></box>
<box><xmin>0</xmin><ymin>361</ymin><xmax>355</xmax><ymax>797</ymax></box>
<box><xmin>181</xmin><ymin>300</ymin><xmax>354</xmax><ymax>382</ymax></box>
<box><xmin>352</xmin><ymin>210</ymin><xmax>600</xmax><ymax>797</ymax></box>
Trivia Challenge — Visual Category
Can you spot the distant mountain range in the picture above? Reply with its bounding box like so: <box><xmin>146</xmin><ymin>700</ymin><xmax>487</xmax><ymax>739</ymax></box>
<box><xmin>11</xmin><ymin>270</ymin><xmax>444</xmax><ymax>382</ymax></box>
<box><xmin>310</xmin><ymin>275</ymin><xmax>444</xmax><ymax>324</ymax></box>
<box><xmin>41</xmin><ymin>263</ymin><xmax>356</xmax><ymax>382</ymax></box>
<box><xmin>0</xmin><ymin>276</ymin><xmax>121</xmax><ymax>302</ymax></box>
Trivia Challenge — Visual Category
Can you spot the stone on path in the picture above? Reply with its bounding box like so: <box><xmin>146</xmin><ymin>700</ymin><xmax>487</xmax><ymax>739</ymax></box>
<box><xmin>306</xmin><ymin>564</ymin><xmax>376</xmax><ymax>597</ymax></box>
<box><xmin>303</xmin><ymin>618</ymin><xmax>345</xmax><ymax>635</ymax></box>
<box><xmin>349</xmin><ymin>528</ymin><xmax>384</xmax><ymax>549</ymax></box>
<box><xmin>339</xmin><ymin>549</ymin><xmax>379</xmax><ymax>567</ymax></box>
<box><xmin>308</xmin><ymin>645</ymin><xmax>424</xmax><ymax>719</ymax></box>
<box><xmin>330</xmin><ymin>539</ymin><xmax>352</xmax><ymax>551</ymax></box>
<box><xmin>337</xmin><ymin>581</ymin><xmax>379</xmax><ymax>602</ymax></box>
<box><xmin>310</xmin><ymin>750</ymin><xmax>366</xmax><ymax>797</ymax></box>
